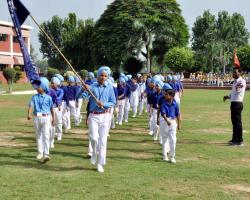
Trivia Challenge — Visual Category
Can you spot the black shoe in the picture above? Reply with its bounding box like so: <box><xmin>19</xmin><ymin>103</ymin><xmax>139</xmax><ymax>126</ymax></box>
<box><xmin>228</xmin><ymin>140</ymin><xmax>237</xmax><ymax>145</ymax></box>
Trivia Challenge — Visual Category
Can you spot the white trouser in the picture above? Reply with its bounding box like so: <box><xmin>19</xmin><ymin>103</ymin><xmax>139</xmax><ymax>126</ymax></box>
<box><xmin>161</xmin><ymin>120</ymin><xmax>177</xmax><ymax>158</ymax></box>
<box><xmin>88</xmin><ymin>112</ymin><xmax>111</xmax><ymax>165</ymax></box>
<box><xmin>147</xmin><ymin>104</ymin><xmax>151</xmax><ymax>127</ymax></box>
<box><xmin>174</xmin><ymin>93</ymin><xmax>181</xmax><ymax>108</ymax></box>
<box><xmin>68</xmin><ymin>100</ymin><xmax>77</xmax><ymax>127</ymax></box>
<box><xmin>49</xmin><ymin>113</ymin><xmax>55</xmax><ymax>147</ymax></box>
<box><xmin>149</xmin><ymin>108</ymin><xmax>159</xmax><ymax>140</ymax></box>
<box><xmin>124</xmin><ymin>97</ymin><xmax>130</xmax><ymax>121</ymax></box>
<box><xmin>54</xmin><ymin>107</ymin><xmax>63</xmax><ymax>139</ymax></box>
<box><xmin>130</xmin><ymin>91</ymin><xmax>139</xmax><ymax>116</ymax></box>
<box><xmin>75</xmin><ymin>98</ymin><xmax>83</xmax><ymax>126</ymax></box>
<box><xmin>62</xmin><ymin>101</ymin><xmax>70</xmax><ymax>130</ymax></box>
<box><xmin>110</xmin><ymin>107</ymin><xmax>115</xmax><ymax>129</ymax></box>
<box><xmin>34</xmin><ymin>116</ymin><xmax>51</xmax><ymax>156</ymax></box>
<box><xmin>139</xmin><ymin>97</ymin><xmax>147</xmax><ymax>114</ymax></box>
<box><xmin>117</xmin><ymin>99</ymin><xmax>125</xmax><ymax>124</ymax></box>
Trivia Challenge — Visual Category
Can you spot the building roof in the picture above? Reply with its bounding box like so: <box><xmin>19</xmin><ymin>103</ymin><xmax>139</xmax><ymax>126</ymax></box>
<box><xmin>0</xmin><ymin>20</ymin><xmax>33</xmax><ymax>30</ymax></box>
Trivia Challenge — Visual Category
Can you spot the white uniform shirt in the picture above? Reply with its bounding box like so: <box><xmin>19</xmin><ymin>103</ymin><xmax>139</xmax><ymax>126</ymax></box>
<box><xmin>230</xmin><ymin>76</ymin><xmax>246</xmax><ymax>102</ymax></box>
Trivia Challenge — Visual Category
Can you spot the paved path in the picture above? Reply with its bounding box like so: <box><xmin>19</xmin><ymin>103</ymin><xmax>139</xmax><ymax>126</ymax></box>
<box><xmin>1</xmin><ymin>90</ymin><xmax>36</xmax><ymax>95</ymax></box>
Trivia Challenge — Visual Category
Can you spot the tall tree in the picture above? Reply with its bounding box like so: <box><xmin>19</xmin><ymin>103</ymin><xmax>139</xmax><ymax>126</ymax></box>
<box><xmin>39</xmin><ymin>15</ymin><xmax>65</xmax><ymax>70</ymax></box>
<box><xmin>92</xmin><ymin>0</ymin><xmax>189</xmax><ymax>72</ymax></box>
<box><xmin>39</xmin><ymin>14</ymin><xmax>95</xmax><ymax>71</ymax></box>
<box><xmin>192</xmin><ymin>10</ymin><xmax>249</xmax><ymax>73</ymax></box>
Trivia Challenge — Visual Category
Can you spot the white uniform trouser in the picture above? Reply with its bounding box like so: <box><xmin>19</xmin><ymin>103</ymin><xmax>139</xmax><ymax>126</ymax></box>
<box><xmin>174</xmin><ymin>93</ymin><xmax>181</xmax><ymax>109</ymax></box>
<box><xmin>161</xmin><ymin>120</ymin><xmax>177</xmax><ymax>158</ymax></box>
<box><xmin>88</xmin><ymin>112</ymin><xmax>111</xmax><ymax>165</ymax></box>
<box><xmin>110</xmin><ymin>107</ymin><xmax>115</xmax><ymax>129</ymax></box>
<box><xmin>149</xmin><ymin>109</ymin><xmax>159</xmax><ymax>141</ymax></box>
<box><xmin>68</xmin><ymin>100</ymin><xmax>77</xmax><ymax>127</ymax></box>
<box><xmin>117</xmin><ymin>99</ymin><xmax>125</xmax><ymax>124</ymax></box>
<box><xmin>50</xmin><ymin>107</ymin><xmax>63</xmax><ymax>145</ymax></box>
<box><xmin>139</xmin><ymin>97</ymin><xmax>147</xmax><ymax>114</ymax></box>
<box><xmin>130</xmin><ymin>91</ymin><xmax>139</xmax><ymax>116</ymax></box>
<box><xmin>75</xmin><ymin>98</ymin><xmax>83</xmax><ymax>126</ymax></box>
<box><xmin>124</xmin><ymin>97</ymin><xmax>130</xmax><ymax>121</ymax></box>
<box><xmin>34</xmin><ymin>116</ymin><xmax>51</xmax><ymax>156</ymax></box>
<box><xmin>146</xmin><ymin>104</ymin><xmax>151</xmax><ymax>127</ymax></box>
<box><xmin>62</xmin><ymin>101</ymin><xmax>70</xmax><ymax>130</ymax></box>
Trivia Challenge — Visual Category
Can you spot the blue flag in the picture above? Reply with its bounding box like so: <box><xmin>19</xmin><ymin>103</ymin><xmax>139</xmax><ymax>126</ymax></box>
<box><xmin>7</xmin><ymin>0</ymin><xmax>40</xmax><ymax>87</ymax></box>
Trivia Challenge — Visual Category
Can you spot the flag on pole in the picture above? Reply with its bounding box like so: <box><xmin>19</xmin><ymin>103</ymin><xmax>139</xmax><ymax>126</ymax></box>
<box><xmin>234</xmin><ymin>49</ymin><xmax>240</xmax><ymax>68</ymax></box>
<box><xmin>7</xmin><ymin>0</ymin><xmax>40</xmax><ymax>86</ymax></box>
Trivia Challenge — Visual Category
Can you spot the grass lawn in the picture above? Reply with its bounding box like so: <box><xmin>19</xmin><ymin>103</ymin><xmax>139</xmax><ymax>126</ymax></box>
<box><xmin>0</xmin><ymin>89</ymin><xmax>250</xmax><ymax>200</ymax></box>
<box><xmin>0</xmin><ymin>83</ymin><xmax>33</xmax><ymax>93</ymax></box>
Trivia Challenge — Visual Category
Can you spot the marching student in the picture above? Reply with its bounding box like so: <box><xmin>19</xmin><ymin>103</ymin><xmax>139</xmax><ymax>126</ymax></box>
<box><xmin>85</xmin><ymin>72</ymin><xmax>96</xmax><ymax>86</ymax></box>
<box><xmin>27</xmin><ymin>79</ymin><xmax>55</xmax><ymax>163</ymax></box>
<box><xmin>129</xmin><ymin>75</ymin><xmax>139</xmax><ymax>118</ymax></box>
<box><xmin>88</xmin><ymin>66</ymin><xmax>116</xmax><ymax>173</ymax></box>
<box><xmin>124</xmin><ymin>75</ymin><xmax>131</xmax><ymax>123</ymax></box>
<box><xmin>66</xmin><ymin>76</ymin><xmax>78</xmax><ymax>131</ymax></box>
<box><xmin>116</xmin><ymin>76</ymin><xmax>127</xmax><ymax>125</ymax></box>
<box><xmin>161</xmin><ymin>89</ymin><xmax>181</xmax><ymax>164</ymax></box>
<box><xmin>75</xmin><ymin>76</ymin><xmax>83</xmax><ymax>126</ymax></box>
<box><xmin>145</xmin><ymin>78</ymin><xmax>156</xmax><ymax>135</ymax></box>
<box><xmin>138</xmin><ymin>74</ymin><xmax>147</xmax><ymax>116</ymax></box>
<box><xmin>172</xmin><ymin>75</ymin><xmax>182</xmax><ymax>109</ymax></box>
<box><xmin>149</xmin><ymin>80</ymin><xmax>164</xmax><ymax>141</ymax></box>
<box><xmin>51</xmin><ymin>77</ymin><xmax>64</xmax><ymax>142</ymax></box>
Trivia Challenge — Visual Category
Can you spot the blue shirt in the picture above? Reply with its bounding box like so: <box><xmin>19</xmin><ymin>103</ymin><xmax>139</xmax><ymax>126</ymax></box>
<box><xmin>67</xmin><ymin>85</ymin><xmax>78</xmax><ymax>101</ymax></box>
<box><xmin>172</xmin><ymin>82</ymin><xmax>181</xmax><ymax>93</ymax></box>
<box><xmin>113</xmin><ymin>87</ymin><xmax>118</xmax><ymax>101</ymax></box>
<box><xmin>29</xmin><ymin>93</ymin><xmax>53</xmax><ymax>115</ymax></box>
<box><xmin>151</xmin><ymin>91</ymin><xmax>163</xmax><ymax>109</ymax></box>
<box><xmin>117</xmin><ymin>85</ymin><xmax>126</xmax><ymax>100</ymax></box>
<box><xmin>125</xmin><ymin>84</ymin><xmax>131</xmax><ymax>98</ymax></box>
<box><xmin>47</xmin><ymin>88</ymin><xmax>58</xmax><ymax>107</ymax></box>
<box><xmin>89</xmin><ymin>81</ymin><xmax>116</xmax><ymax>112</ymax></box>
<box><xmin>54</xmin><ymin>87</ymin><xmax>64</xmax><ymax>107</ymax></box>
<box><xmin>161</xmin><ymin>99</ymin><xmax>180</xmax><ymax>119</ymax></box>
<box><xmin>145</xmin><ymin>87</ymin><xmax>155</xmax><ymax>104</ymax></box>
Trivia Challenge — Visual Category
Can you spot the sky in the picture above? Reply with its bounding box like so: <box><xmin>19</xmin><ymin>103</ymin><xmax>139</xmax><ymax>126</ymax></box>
<box><xmin>1</xmin><ymin>0</ymin><xmax>250</xmax><ymax>59</ymax></box>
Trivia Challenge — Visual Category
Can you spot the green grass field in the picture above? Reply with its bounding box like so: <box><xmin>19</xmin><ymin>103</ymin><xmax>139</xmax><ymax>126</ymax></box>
<box><xmin>0</xmin><ymin>89</ymin><xmax>250</xmax><ymax>200</ymax></box>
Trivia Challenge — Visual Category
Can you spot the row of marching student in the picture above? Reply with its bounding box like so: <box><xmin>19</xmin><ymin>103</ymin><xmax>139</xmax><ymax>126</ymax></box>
<box><xmin>27</xmin><ymin>66</ymin><xmax>183</xmax><ymax>173</ymax></box>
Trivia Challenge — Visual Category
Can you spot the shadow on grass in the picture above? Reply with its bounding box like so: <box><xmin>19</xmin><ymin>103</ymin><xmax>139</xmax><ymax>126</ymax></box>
<box><xmin>0</xmin><ymin>160</ymin><xmax>96</xmax><ymax>172</ymax></box>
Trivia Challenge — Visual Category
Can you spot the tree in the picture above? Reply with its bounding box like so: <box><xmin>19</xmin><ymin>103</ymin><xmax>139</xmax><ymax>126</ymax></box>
<box><xmin>164</xmin><ymin>47</ymin><xmax>194</xmax><ymax>72</ymax></box>
<box><xmin>192</xmin><ymin>10</ymin><xmax>249</xmax><ymax>73</ymax></box>
<box><xmin>92</xmin><ymin>0</ymin><xmax>189</xmax><ymax>72</ymax></box>
<box><xmin>39</xmin><ymin>15</ymin><xmax>65</xmax><ymax>70</ymax></box>
<box><xmin>39</xmin><ymin>14</ymin><xmax>95</xmax><ymax>72</ymax></box>
<box><xmin>3</xmin><ymin>68</ymin><xmax>16</xmax><ymax>93</ymax></box>
<box><xmin>237</xmin><ymin>45</ymin><xmax>250</xmax><ymax>71</ymax></box>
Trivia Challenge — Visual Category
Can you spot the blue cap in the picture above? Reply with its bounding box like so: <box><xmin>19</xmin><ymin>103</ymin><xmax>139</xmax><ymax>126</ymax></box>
<box><xmin>68</xmin><ymin>76</ymin><xmax>75</xmax><ymax>83</ymax></box>
<box><xmin>54</xmin><ymin>74</ymin><xmax>64</xmax><ymax>82</ymax></box>
<box><xmin>155</xmin><ymin>80</ymin><xmax>164</xmax><ymax>89</ymax></box>
<box><xmin>51</xmin><ymin>77</ymin><xmax>61</xmax><ymax>85</ymax></box>
<box><xmin>39</xmin><ymin>78</ymin><xmax>49</xmax><ymax>92</ymax></box>
<box><xmin>119</xmin><ymin>76</ymin><xmax>126</xmax><ymax>83</ymax></box>
<box><xmin>163</xmin><ymin>83</ymin><xmax>173</xmax><ymax>90</ymax></box>
<box><xmin>126</xmin><ymin>74</ymin><xmax>132</xmax><ymax>80</ymax></box>
<box><xmin>88</xmin><ymin>72</ymin><xmax>95</xmax><ymax>79</ymax></box>
<box><xmin>173</xmin><ymin>75</ymin><xmax>178</xmax><ymax>81</ymax></box>
<box><xmin>167</xmin><ymin>75</ymin><xmax>172</xmax><ymax>81</ymax></box>
<box><xmin>97</xmin><ymin>66</ymin><xmax>111</xmax><ymax>77</ymax></box>
<box><xmin>74</xmin><ymin>76</ymin><xmax>81</xmax><ymax>83</ymax></box>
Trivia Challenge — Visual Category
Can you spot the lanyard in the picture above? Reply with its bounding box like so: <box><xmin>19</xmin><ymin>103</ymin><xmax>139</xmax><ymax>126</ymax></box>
<box><xmin>38</xmin><ymin>94</ymin><xmax>46</xmax><ymax>112</ymax></box>
<box><xmin>97</xmin><ymin>85</ymin><xmax>106</xmax><ymax>100</ymax></box>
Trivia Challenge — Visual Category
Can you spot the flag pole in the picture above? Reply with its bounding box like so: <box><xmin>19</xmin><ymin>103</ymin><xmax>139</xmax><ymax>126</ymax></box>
<box><xmin>29</xmin><ymin>14</ymin><xmax>99</xmax><ymax>103</ymax></box>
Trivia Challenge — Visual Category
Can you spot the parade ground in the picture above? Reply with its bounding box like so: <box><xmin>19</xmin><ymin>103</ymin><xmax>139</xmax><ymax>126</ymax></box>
<box><xmin>0</xmin><ymin>88</ymin><xmax>249</xmax><ymax>200</ymax></box>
